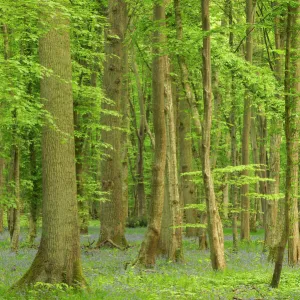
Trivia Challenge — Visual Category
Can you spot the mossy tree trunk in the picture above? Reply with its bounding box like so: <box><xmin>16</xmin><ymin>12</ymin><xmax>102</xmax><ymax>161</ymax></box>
<box><xmin>286</xmin><ymin>0</ymin><xmax>300</xmax><ymax>266</ymax></box>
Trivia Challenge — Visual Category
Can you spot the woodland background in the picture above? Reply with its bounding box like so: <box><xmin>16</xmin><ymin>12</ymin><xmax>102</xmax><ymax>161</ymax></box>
<box><xmin>0</xmin><ymin>0</ymin><xmax>300</xmax><ymax>298</ymax></box>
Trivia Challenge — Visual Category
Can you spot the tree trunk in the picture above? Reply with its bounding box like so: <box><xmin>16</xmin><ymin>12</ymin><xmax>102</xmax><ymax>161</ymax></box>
<box><xmin>28</xmin><ymin>140</ymin><xmax>39</xmax><ymax>245</ymax></box>
<box><xmin>0</xmin><ymin>158</ymin><xmax>5</xmax><ymax>234</ymax></box>
<box><xmin>241</xmin><ymin>0</ymin><xmax>256</xmax><ymax>241</ymax></box>
<box><xmin>174</xmin><ymin>0</ymin><xmax>200</xmax><ymax>238</ymax></box>
<box><xmin>250</xmin><ymin>108</ymin><xmax>260</xmax><ymax>232</ymax></box>
<box><xmin>14</xmin><ymin>4</ymin><xmax>85</xmax><ymax>287</ymax></box>
<box><xmin>266</xmin><ymin>3</ymin><xmax>284</xmax><ymax>252</ymax></box>
<box><xmin>159</xmin><ymin>58</ymin><xmax>183</xmax><ymax>262</ymax></box>
<box><xmin>271</xmin><ymin>1</ymin><xmax>300</xmax><ymax>287</ymax></box>
<box><xmin>135</xmin><ymin>1</ymin><xmax>167</xmax><ymax>267</ymax></box>
<box><xmin>121</xmin><ymin>24</ymin><xmax>129</xmax><ymax>225</ymax></box>
<box><xmin>179</xmin><ymin>96</ymin><xmax>198</xmax><ymax>237</ymax></box>
<box><xmin>286</xmin><ymin>0</ymin><xmax>300</xmax><ymax>266</ymax></box>
<box><xmin>132</xmin><ymin>60</ymin><xmax>147</xmax><ymax>220</ymax></box>
<box><xmin>201</xmin><ymin>0</ymin><xmax>225</xmax><ymax>270</ymax></box>
<box><xmin>97</xmin><ymin>0</ymin><xmax>128</xmax><ymax>248</ymax></box>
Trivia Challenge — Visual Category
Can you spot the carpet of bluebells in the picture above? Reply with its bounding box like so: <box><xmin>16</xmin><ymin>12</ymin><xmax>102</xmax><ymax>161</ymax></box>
<box><xmin>0</xmin><ymin>222</ymin><xmax>299</xmax><ymax>299</ymax></box>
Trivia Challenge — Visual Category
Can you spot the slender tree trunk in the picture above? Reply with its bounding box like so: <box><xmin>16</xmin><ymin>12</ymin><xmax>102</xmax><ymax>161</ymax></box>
<box><xmin>241</xmin><ymin>0</ymin><xmax>256</xmax><ymax>241</ymax></box>
<box><xmin>258</xmin><ymin>107</ymin><xmax>268</xmax><ymax>228</ymax></box>
<box><xmin>98</xmin><ymin>0</ymin><xmax>128</xmax><ymax>248</ymax></box>
<box><xmin>2</xmin><ymin>24</ymin><xmax>20</xmax><ymax>250</ymax></box>
<box><xmin>201</xmin><ymin>0</ymin><xmax>225</xmax><ymax>270</ymax></box>
<box><xmin>266</xmin><ymin>4</ymin><xmax>284</xmax><ymax>252</ymax></box>
<box><xmin>132</xmin><ymin>60</ymin><xmax>146</xmax><ymax>220</ymax></box>
<box><xmin>286</xmin><ymin>0</ymin><xmax>300</xmax><ymax>266</ymax></box>
<box><xmin>226</xmin><ymin>0</ymin><xmax>238</xmax><ymax>251</ymax></box>
<box><xmin>14</xmin><ymin>4</ymin><xmax>85</xmax><ymax>287</ymax></box>
<box><xmin>0</xmin><ymin>158</ymin><xmax>4</xmax><ymax>233</ymax></box>
<box><xmin>159</xmin><ymin>58</ymin><xmax>183</xmax><ymax>262</ymax></box>
<box><xmin>28</xmin><ymin>140</ymin><xmax>39</xmax><ymax>245</ymax></box>
<box><xmin>135</xmin><ymin>1</ymin><xmax>167</xmax><ymax>267</ymax></box>
<box><xmin>174</xmin><ymin>0</ymin><xmax>200</xmax><ymax>238</ymax></box>
<box><xmin>210</xmin><ymin>71</ymin><xmax>222</xmax><ymax>170</ymax></box>
<box><xmin>121</xmin><ymin>24</ymin><xmax>129</xmax><ymax>225</ymax></box>
<box><xmin>74</xmin><ymin>111</ymin><xmax>88</xmax><ymax>235</ymax></box>
<box><xmin>179</xmin><ymin>96</ymin><xmax>198</xmax><ymax>237</ymax></box>
<box><xmin>250</xmin><ymin>108</ymin><xmax>259</xmax><ymax>232</ymax></box>
<box><xmin>271</xmin><ymin>1</ymin><xmax>300</xmax><ymax>287</ymax></box>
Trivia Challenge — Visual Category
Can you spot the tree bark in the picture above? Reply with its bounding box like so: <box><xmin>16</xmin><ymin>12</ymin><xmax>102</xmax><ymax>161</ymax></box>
<box><xmin>266</xmin><ymin>2</ymin><xmax>284</xmax><ymax>253</ymax></box>
<box><xmin>174</xmin><ymin>0</ymin><xmax>200</xmax><ymax>238</ymax></box>
<box><xmin>28</xmin><ymin>140</ymin><xmax>39</xmax><ymax>245</ymax></box>
<box><xmin>14</xmin><ymin>4</ymin><xmax>86</xmax><ymax>287</ymax></box>
<box><xmin>271</xmin><ymin>0</ymin><xmax>300</xmax><ymax>287</ymax></box>
<box><xmin>98</xmin><ymin>0</ymin><xmax>128</xmax><ymax>248</ymax></box>
<box><xmin>132</xmin><ymin>60</ymin><xmax>147</xmax><ymax>220</ymax></box>
<box><xmin>159</xmin><ymin>58</ymin><xmax>183</xmax><ymax>262</ymax></box>
<box><xmin>201</xmin><ymin>0</ymin><xmax>226</xmax><ymax>270</ymax></box>
<box><xmin>135</xmin><ymin>1</ymin><xmax>167</xmax><ymax>267</ymax></box>
<box><xmin>286</xmin><ymin>0</ymin><xmax>300</xmax><ymax>266</ymax></box>
<box><xmin>241</xmin><ymin>0</ymin><xmax>256</xmax><ymax>241</ymax></box>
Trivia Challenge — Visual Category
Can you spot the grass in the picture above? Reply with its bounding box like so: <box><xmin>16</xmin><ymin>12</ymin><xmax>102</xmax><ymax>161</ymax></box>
<box><xmin>0</xmin><ymin>219</ymin><xmax>298</xmax><ymax>299</ymax></box>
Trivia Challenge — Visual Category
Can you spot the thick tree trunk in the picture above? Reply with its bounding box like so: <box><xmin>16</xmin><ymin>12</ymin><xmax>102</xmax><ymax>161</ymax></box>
<box><xmin>98</xmin><ymin>0</ymin><xmax>128</xmax><ymax>248</ymax></box>
<box><xmin>201</xmin><ymin>0</ymin><xmax>225</xmax><ymax>270</ymax></box>
<box><xmin>241</xmin><ymin>0</ymin><xmax>256</xmax><ymax>241</ymax></box>
<box><xmin>135</xmin><ymin>1</ymin><xmax>167</xmax><ymax>267</ymax></box>
<box><xmin>14</xmin><ymin>5</ymin><xmax>85</xmax><ymax>287</ymax></box>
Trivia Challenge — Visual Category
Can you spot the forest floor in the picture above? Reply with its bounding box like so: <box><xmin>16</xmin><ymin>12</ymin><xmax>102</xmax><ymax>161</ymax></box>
<box><xmin>0</xmin><ymin>221</ymin><xmax>299</xmax><ymax>299</ymax></box>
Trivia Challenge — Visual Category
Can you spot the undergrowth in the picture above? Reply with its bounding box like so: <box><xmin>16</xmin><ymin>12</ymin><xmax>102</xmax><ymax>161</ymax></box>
<box><xmin>0</xmin><ymin>221</ymin><xmax>298</xmax><ymax>299</ymax></box>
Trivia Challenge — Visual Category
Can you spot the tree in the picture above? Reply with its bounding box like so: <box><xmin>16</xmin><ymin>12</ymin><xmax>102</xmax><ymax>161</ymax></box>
<box><xmin>158</xmin><ymin>57</ymin><xmax>183</xmax><ymax>262</ymax></box>
<box><xmin>14</xmin><ymin>1</ymin><xmax>85</xmax><ymax>287</ymax></box>
<box><xmin>173</xmin><ymin>0</ymin><xmax>200</xmax><ymax>238</ymax></box>
<box><xmin>265</xmin><ymin>1</ymin><xmax>284</xmax><ymax>250</ymax></box>
<box><xmin>135</xmin><ymin>0</ymin><xmax>167</xmax><ymax>267</ymax></box>
<box><xmin>240</xmin><ymin>0</ymin><xmax>256</xmax><ymax>241</ymax></box>
<box><xmin>97</xmin><ymin>0</ymin><xmax>128</xmax><ymax>249</ymax></box>
<box><xmin>201</xmin><ymin>0</ymin><xmax>225</xmax><ymax>270</ymax></box>
<box><xmin>271</xmin><ymin>0</ymin><xmax>300</xmax><ymax>287</ymax></box>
